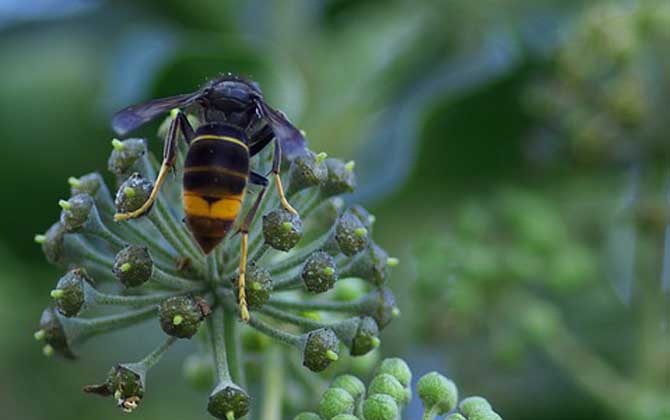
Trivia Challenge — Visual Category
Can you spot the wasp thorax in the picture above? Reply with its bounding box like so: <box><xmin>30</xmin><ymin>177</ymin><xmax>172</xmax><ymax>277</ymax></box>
<box><xmin>235</xmin><ymin>264</ymin><xmax>273</xmax><ymax>309</ymax></box>
<box><xmin>207</xmin><ymin>382</ymin><xmax>251</xmax><ymax>420</ymax></box>
<box><xmin>322</xmin><ymin>158</ymin><xmax>356</xmax><ymax>197</ymax></box>
<box><xmin>302</xmin><ymin>328</ymin><xmax>341</xmax><ymax>372</ymax></box>
<box><xmin>302</xmin><ymin>251</ymin><xmax>338</xmax><ymax>293</ymax></box>
<box><xmin>59</xmin><ymin>194</ymin><xmax>94</xmax><ymax>232</ymax></box>
<box><xmin>262</xmin><ymin>208</ymin><xmax>303</xmax><ymax>251</ymax></box>
<box><xmin>113</xmin><ymin>245</ymin><xmax>153</xmax><ymax>288</ymax></box>
<box><xmin>108</xmin><ymin>138</ymin><xmax>146</xmax><ymax>179</ymax></box>
<box><xmin>114</xmin><ymin>173</ymin><xmax>153</xmax><ymax>214</ymax></box>
<box><xmin>159</xmin><ymin>296</ymin><xmax>210</xmax><ymax>339</ymax></box>
<box><xmin>52</xmin><ymin>268</ymin><xmax>88</xmax><ymax>317</ymax></box>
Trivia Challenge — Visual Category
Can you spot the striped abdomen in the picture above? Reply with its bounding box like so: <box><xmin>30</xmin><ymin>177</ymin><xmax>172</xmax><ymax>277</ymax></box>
<box><xmin>183</xmin><ymin>124</ymin><xmax>249</xmax><ymax>254</ymax></box>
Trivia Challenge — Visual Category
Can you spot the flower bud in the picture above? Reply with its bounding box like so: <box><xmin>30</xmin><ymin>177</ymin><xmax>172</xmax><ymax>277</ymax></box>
<box><xmin>344</xmin><ymin>242</ymin><xmax>389</xmax><ymax>286</ymax></box>
<box><xmin>363</xmin><ymin>288</ymin><xmax>399</xmax><ymax>330</ymax></box>
<box><xmin>207</xmin><ymin>382</ymin><xmax>250</xmax><ymax>419</ymax></box>
<box><xmin>108</xmin><ymin>138</ymin><xmax>146</xmax><ymax>178</ymax></box>
<box><xmin>293</xmin><ymin>413</ymin><xmax>322</xmax><ymax>420</ymax></box>
<box><xmin>84</xmin><ymin>365</ymin><xmax>145</xmax><ymax>413</ymax></box>
<box><xmin>37</xmin><ymin>307</ymin><xmax>74</xmax><ymax>358</ymax></box>
<box><xmin>40</xmin><ymin>222</ymin><xmax>66</xmax><ymax>264</ymax></box>
<box><xmin>362</xmin><ymin>394</ymin><xmax>398</xmax><ymax>420</ymax></box>
<box><xmin>459</xmin><ymin>396</ymin><xmax>492</xmax><ymax>418</ymax></box>
<box><xmin>302</xmin><ymin>328</ymin><xmax>341</xmax><ymax>372</ymax></box>
<box><xmin>417</xmin><ymin>372</ymin><xmax>458</xmax><ymax>415</ymax></box>
<box><xmin>113</xmin><ymin>245</ymin><xmax>153</xmax><ymax>288</ymax></box>
<box><xmin>374</xmin><ymin>358</ymin><xmax>412</xmax><ymax>388</ymax></box>
<box><xmin>59</xmin><ymin>194</ymin><xmax>94</xmax><ymax>232</ymax></box>
<box><xmin>69</xmin><ymin>173</ymin><xmax>103</xmax><ymax>196</ymax></box>
<box><xmin>287</xmin><ymin>151</ymin><xmax>328</xmax><ymax>195</ymax></box>
<box><xmin>159</xmin><ymin>295</ymin><xmax>210</xmax><ymax>339</ymax></box>
<box><xmin>235</xmin><ymin>264</ymin><xmax>273</xmax><ymax>309</ymax></box>
<box><xmin>182</xmin><ymin>353</ymin><xmax>215</xmax><ymax>391</ymax></box>
<box><xmin>332</xmin><ymin>415</ymin><xmax>359</xmax><ymax>420</ymax></box>
<box><xmin>334</xmin><ymin>210</ymin><xmax>370</xmax><ymax>256</ymax></box>
<box><xmin>263</xmin><ymin>209</ymin><xmax>303</xmax><ymax>251</ymax></box>
<box><xmin>350</xmin><ymin>316</ymin><xmax>380</xmax><ymax>356</ymax></box>
<box><xmin>52</xmin><ymin>268</ymin><xmax>88</xmax><ymax>317</ymax></box>
<box><xmin>446</xmin><ymin>414</ymin><xmax>467</xmax><ymax>420</ymax></box>
<box><xmin>333</xmin><ymin>278</ymin><xmax>366</xmax><ymax>302</ymax></box>
<box><xmin>368</xmin><ymin>373</ymin><xmax>405</xmax><ymax>405</ymax></box>
<box><xmin>319</xmin><ymin>387</ymin><xmax>355</xmax><ymax>419</ymax></box>
<box><xmin>331</xmin><ymin>374</ymin><xmax>366</xmax><ymax>402</ymax></box>
<box><xmin>349</xmin><ymin>205</ymin><xmax>375</xmax><ymax>233</ymax></box>
<box><xmin>322</xmin><ymin>158</ymin><xmax>356</xmax><ymax>196</ymax></box>
<box><xmin>302</xmin><ymin>251</ymin><xmax>337</xmax><ymax>293</ymax></box>
<box><xmin>114</xmin><ymin>173</ymin><xmax>153</xmax><ymax>214</ymax></box>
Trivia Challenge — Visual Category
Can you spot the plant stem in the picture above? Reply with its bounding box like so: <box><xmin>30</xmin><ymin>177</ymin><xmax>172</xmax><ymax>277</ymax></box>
<box><xmin>224</xmin><ymin>309</ymin><xmax>245</xmax><ymax>388</ymax></box>
<box><xmin>259</xmin><ymin>306</ymin><xmax>326</xmax><ymax>330</ymax></box>
<box><xmin>151</xmin><ymin>267</ymin><xmax>200</xmax><ymax>290</ymax></box>
<box><xmin>422</xmin><ymin>405</ymin><xmax>439</xmax><ymax>420</ymax></box>
<box><xmin>126</xmin><ymin>336</ymin><xmax>178</xmax><ymax>374</ymax></box>
<box><xmin>209</xmin><ymin>307</ymin><xmax>231</xmax><ymax>382</ymax></box>
<box><xmin>269</xmin><ymin>230</ymin><xmax>333</xmax><ymax>275</ymax></box>
<box><xmin>64</xmin><ymin>305</ymin><xmax>158</xmax><ymax>344</ymax></box>
<box><xmin>267</xmin><ymin>296</ymin><xmax>367</xmax><ymax>313</ymax></box>
<box><xmin>85</xmin><ymin>285</ymin><xmax>183</xmax><ymax>307</ymax></box>
<box><xmin>260</xmin><ymin>345</ymin><xmax>283</xmax><ymax>420</ymax></box>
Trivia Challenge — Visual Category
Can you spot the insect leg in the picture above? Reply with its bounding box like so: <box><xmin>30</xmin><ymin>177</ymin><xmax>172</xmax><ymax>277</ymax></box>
<box><xmin>236</xmin><ymin>186</ymin><xmax>268</xmax><ymax>322</ymax></box>
<box><xmin>271</xmin><ymin>139</ymin><xmax>298</xmax><ymax>215</ymax></box>
<box><xmin>114</xmin><ymin>111</ymin><xmax>193</xmax><ymax>221</ymax></box>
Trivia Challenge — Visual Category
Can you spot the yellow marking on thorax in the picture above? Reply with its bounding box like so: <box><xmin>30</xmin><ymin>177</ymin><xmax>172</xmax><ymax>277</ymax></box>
<box><xmin>183</xmin><ymin>192</ymin><xmax>244</xmax><ymax>220</ymax></box>
<box><xmin>191</xmin><ymin>135</ymin><xmax>249</xmax><ymax>150</ymax></box>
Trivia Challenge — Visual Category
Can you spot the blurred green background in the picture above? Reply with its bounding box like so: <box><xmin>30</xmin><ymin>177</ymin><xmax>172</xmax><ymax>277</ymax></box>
<box><xmin>1</xmin><ymin>0</ymin><xmax>669</xmax><ymax>419</ymax></box>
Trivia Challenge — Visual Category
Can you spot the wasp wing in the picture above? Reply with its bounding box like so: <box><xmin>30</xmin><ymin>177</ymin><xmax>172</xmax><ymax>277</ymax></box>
<box><xmin>257</xmin><ymin>101</ymin><xmax>309</xmax><ymax>161</ymax></box>
<box><xmin>112</xmin><ymin>92</ymin><xmax>200</xmax><ymax>135</ymax></box>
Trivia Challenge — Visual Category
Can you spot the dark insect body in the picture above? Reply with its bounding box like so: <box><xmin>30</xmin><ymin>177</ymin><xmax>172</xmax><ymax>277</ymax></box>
<box><xmin>111</xmin><ymin>74</ymin><xmax>308</xmax><ymax>320</ymax></box>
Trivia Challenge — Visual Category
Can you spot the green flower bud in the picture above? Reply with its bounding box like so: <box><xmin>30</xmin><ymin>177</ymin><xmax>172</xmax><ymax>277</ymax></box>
<box><xmin>159</xmin><ymin>296</ymin><xmax>210</xmax><ymax>339</ymax></box>
<box><xmin>182</xmin><ymin>353</ymin><xmax>216</xmax><ymax>391</ymax></box>
<box><xmin>363</xmin><ymin>288</ymin><xmax>399</xmax><ymax>330</ymax></box>
<box><xmin>334</xmin><ymin>210</ymin><xmax>370</xmax><ymax>256</ymax></box>
<box><xmin>207</xmin><ymin>382</ymin><xmax>250</xmax><ymax>419</ymax></box>
<box><xmin>459</xmin><ymin>396</ymin><xmax>492</xmax><ymax>418</ymax></box>
<box><xmin>84</xmin><ymin>365</ymin><xmax>145</xmax><ymax>413</ymax></box>
<box><xmin>108</xmin><ymin>138</ymin><xmax>146</xmax><ymax>178</ymax></box>
<box><xmin>37</xmin><ymin>307</ymin><xmax>75</xmax><ymax>358</ymax></box>
<box><xmin>446</xmin><ymin>414</ymin><xmax>468</xmax><ymax>420</ymax></box>
<box><xmin>375</xmin><ymin>358</ymin><xmax>412</xmax><ymax>388</ymax></box>
<box><xmin>322</xmin><ymin>158</ymin><xmax>356</xmax><ymax>196</ymax></box>
<box><xmin>59</xmin><ymin>194</ymin><xmax>94</xmax><ymax>232</ymax></box>
<box><xmin>319</xmin><ymin>387</ymin><xmax>355</xmax><ymax>419</ymax></box>
<box><xmin>69</xmin><ymin>173</ymin><xmax>102</xmax><ymax>196</ymax></box>
<box><xmin>368</xmin><ymin>373</ymin><xmax>406</xmax><ymax>405</ymax></box>
<box><xmin>362</xmin><ymin>394</ymin><xmax>398</xmax><ymax>420</ymax></box>
<box><xmin>114</xmin><ymin>173</ymin><xmax>153</xmax><ymax>214</ymax></box>
<box><xmin>113</xmin><ymin>245</ymin><xmax>153</xmax><ymax>288</ymax></box>
<box><xmin>263</xmin><ymin>209</ymin><xmax>303</xmax><ymax>251</ymax></box>
<box><xmin>287</xmin><ymin>151</ymin><xmax>328</xmax><ymax>195</ymax></box>
<box><xmin>349</xmin><ymin>205</ymin><xmax>375</xmax><ymax>233</ymax></box>
<box><xmin>331</xmin><ymin>415</ymin><xmax>359</xmax><ymax>420</ymax></box>
<box><xmin>53</xmin><ymin>268</ymin><xmax>88</xmax><ymax>317</ymax></box>
<box><xmin>417</xmin><ymin>372</ymin><xmax>458</xmax><ymax>415</ymax></box>
<box><xmin>350</xmin><ymin>316</ymin><xmax>380</xmax><ymax>356</ymax></box>
<box><xmin>331</xmin><ymin>374</ymin><xmax>366</xmax><ymax>402</ymax></box>
<box><xmin>294</xmin><ymin>413</ymin><xmax>322</xmax><ymax>420</ymax></box>
<box><xmin>333</xmin><ymin>278</ymin><xmax>367</xmax><ymax>302</ymax></box>
<box><xmin>344</xmin><ymin>242</ymin><xmax>390</xmax><ymax>286</ymax></box>
<box><xmin>302</xmin><ymin>251</ymin><xmax>337</xmax><ymax>293</ymax></box>
<box><xmin>235</xmin><ymin>264</ymin><xmax>272</xmax><ymax>309</ymax></box>
<box><xmin>41</xmin><ymin>222</ymin><xmax>66</xmax><ymax>264</ymax></box>
<box><xmin>302</xmin><ymin>328</ymin><xmax>341</xmax><ymax>372</ymax></box>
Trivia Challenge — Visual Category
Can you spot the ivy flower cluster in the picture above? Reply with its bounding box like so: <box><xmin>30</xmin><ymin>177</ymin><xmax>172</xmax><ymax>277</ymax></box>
<box><xmin>33</xmin><ymin>113</ymin><xmax>399</xmax><ymax>419</ymax></box>
<box><xmin>294</xmin><ymin>357</ymin><xmax>502</xmax><ymax>420</ymax></box>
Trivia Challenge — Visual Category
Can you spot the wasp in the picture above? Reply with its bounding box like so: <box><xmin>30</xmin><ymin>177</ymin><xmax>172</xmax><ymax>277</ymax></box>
<box><xmin>111</xmin><ymin>74</ymin><xmax>308</xmax><ymax>321</ymax></box>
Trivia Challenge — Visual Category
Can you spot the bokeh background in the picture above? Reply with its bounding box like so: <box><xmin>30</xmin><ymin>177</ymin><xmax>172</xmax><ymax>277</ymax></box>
<box><xmin>1</xmin><ymin>0</ymin><xmax>669</xmax><ymax>419</ymax></box>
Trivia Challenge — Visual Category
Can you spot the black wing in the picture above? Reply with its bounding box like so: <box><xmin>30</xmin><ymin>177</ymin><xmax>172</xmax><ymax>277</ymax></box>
<box><xmin>257</xmin><ymin>101</ymin><xmax>309</xmax><ymax>161</ymax></box>
<box><xmin>112</xmin><ymin>92</ymin><xmax>201</xmax><ymax>135</ymax></box>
